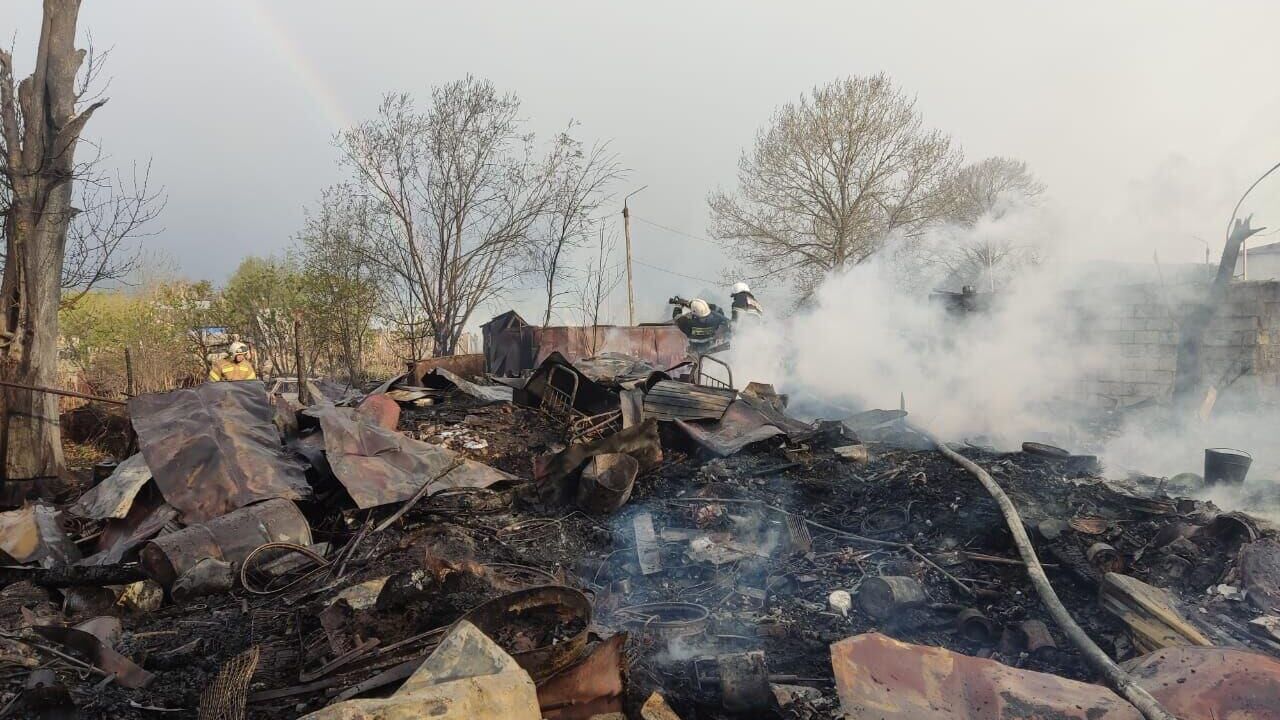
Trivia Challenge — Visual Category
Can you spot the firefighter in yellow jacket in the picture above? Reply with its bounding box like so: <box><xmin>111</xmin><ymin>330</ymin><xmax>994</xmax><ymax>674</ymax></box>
<box><xmin>208</xmin><ymin>342</ymin><xmax>257</xmax><ymax>382</ymax></box>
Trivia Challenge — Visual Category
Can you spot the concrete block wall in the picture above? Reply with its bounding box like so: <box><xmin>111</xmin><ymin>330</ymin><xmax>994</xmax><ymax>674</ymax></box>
<box><xmin>1067</xmin><ymin>281</ymin><xmax>1280</xmax><ymax>407</ymax></box>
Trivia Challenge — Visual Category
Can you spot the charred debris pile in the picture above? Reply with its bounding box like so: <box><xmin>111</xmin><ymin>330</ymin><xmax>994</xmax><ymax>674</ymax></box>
<box><xmin>1</xmin><ymin>352</ymin><xmax>1279</xmax><ymax>719</ymax></box>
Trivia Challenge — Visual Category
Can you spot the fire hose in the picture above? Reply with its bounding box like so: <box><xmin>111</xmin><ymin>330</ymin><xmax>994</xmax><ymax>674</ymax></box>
<box><xmin>927</xmin><ymin>432</ymin><xmax>1180</xmax><ymax>720</ymax></box>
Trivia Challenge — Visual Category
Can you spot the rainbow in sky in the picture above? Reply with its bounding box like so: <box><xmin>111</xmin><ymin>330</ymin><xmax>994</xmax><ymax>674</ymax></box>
<box><xmin>242</xmin><ymin>0</ymin><xmax>354</xmax><ymax>131</ymax></box>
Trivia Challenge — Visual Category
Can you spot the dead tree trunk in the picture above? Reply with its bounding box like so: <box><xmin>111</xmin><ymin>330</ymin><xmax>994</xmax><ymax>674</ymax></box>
<box><xmin>1172</xmin><ymin>216</ymin><xmax>1263</xmax><ymax>408</ymax></box>
<box><xmin>0</xmin><ymin>0</ymin><xmax>105</xmax><ymax>486</ymax></box>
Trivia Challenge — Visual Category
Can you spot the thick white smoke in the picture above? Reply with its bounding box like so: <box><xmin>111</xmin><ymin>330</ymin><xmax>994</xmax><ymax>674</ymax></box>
<box><xmin>722</xmin><ymin>198</ymin><xmax>1280</xmax><ymax>519</ymax></box>
<box><xmin>726</xmin><ymin>203</ymin><xmax>1100</xmax><ymax>446</ymax></box>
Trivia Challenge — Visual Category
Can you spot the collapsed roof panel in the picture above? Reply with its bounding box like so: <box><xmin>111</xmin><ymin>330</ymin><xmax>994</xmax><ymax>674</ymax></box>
<box><xmin>128</xmin><ymin>381</ymin><xmax>311</xmax><ymax>523</ymax></box>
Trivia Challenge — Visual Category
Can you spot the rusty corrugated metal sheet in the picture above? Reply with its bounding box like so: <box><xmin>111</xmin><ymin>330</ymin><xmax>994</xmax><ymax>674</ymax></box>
<box><xmin>531</xmin><ymin>326</ymin><xmax>687</xmax><ymax>371</ymax></box>
<box><xmin>643</xmin><ymin>380</ymin><xmax>736</xmax><ymax>422</ymax></box>
<box><xmin>673</xmin><ymin>399</ymin><xmax>792</xmax><ymax>457</ymax></box>
<box><xmin>128</xmin><ymin>381</ymin><xmax>311</xmax><ymax>523</ymax></box>
<box><xmin>831</xmin><ymin>633</ymin><xmax>1142</xmax><ymax>720</ymax></box>
<box><xmin>1126</xmin><ymin>645</ymin><xmax>1280</xmax><ymax>718</ymax></box>
<box><xmin>69</xmin><ymin>453</ymin><xmax>151</xmax><ymax>520</ymax></box>
<box><xmin>307</xmin><ymin>405</ymin><xmax>515</xmax><ymax>509</ymax></box>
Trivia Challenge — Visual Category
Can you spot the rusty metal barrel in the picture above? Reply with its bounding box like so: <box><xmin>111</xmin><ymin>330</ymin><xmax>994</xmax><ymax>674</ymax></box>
<box><xmin>857</xmin><ymin>576</ymin><xmax>926</xmax><ymax>620</ymax></box>
<box><xmin>576</xmin><ymin>453</ymin><xmax>639</xmax><ymax>514</ymax></box>
<box><xmin>140</xmin><ymin>499</ymin><xmax>311</xmax><ymax>588</ymax></box>
<box><xmin>1086</xmin><ymin>542</ymin><xmax>1124</xmax><ymax>574</ymax></box>
<box><xmin>956</xmin><ymin>608</ymin><xmax>998</xmax><ymax>644</ymax></box>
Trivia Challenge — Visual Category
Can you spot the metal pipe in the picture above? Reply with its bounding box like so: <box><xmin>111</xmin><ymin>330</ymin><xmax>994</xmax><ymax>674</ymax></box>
<box><xmin>0</xmin><ymin>379</ymin><xmax>126</xmax><ymax>406</ymax></box>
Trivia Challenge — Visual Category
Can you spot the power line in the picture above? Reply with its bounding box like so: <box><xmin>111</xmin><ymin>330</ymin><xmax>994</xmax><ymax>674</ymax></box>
<box><xmin>632</xmin><ymin>216</ymin><xmax>721</xmax><ymax>246</ymax></box>
<box><xmin>632</xmin><ymin>258</ymin><xmax>726</xmax><ymax>286</ymax></box>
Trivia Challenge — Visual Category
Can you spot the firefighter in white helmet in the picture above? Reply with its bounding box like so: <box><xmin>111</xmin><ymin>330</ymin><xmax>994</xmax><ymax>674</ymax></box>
<box><xmin>208</xmin><ymin>341</ymin><xmax>257</xmax><ymax>382</ymax></box>
<box><xmin>674</xmin><ymin>298</ymin><xmax>730</xmax><ymax>355</ymax></box>
<box><xmin>729</xmin><ymin>282</ymin><xmax>763</xmax><ymax>323</ymax></box>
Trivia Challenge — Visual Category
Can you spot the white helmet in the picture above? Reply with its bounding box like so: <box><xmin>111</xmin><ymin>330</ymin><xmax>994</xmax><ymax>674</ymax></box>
<box><xmin>229</xmin><ymin>341</ymin><xmax>249</xmax><ymax>355</ymax></box>
<box><xmin>689</xmin><ymin>298</ymin><xmax>711</xmax><ymax>318</ymax></box>
<box><xmin>732</xmin><ymin>282</ymin><xmax>750</xmax><ymax>295</ymax></box>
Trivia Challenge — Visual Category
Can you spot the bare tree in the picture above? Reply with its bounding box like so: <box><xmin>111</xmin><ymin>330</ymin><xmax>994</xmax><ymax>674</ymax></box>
<box><xmin>338</xmin><ymin>78</ymin><xmax>556</xmax><ymax>356</ymax></box>
<box><xmin>378</xmin><ymin>284</ymin><xmax>433</xmax><ymax>361</ymax></box>
<box><xmin>948</xmin><ymin>157</ymin><xmax>1044</xmax><ymax>227</ymax></box>
<box><xmin>709</xmin><ymin>74</ymin><xmax>960</xmax><ymax>301</ymax></box>
<box><xmin>929</xmin><ymin>157</ymin><xmax>1046</xmax><ymax>289</ymax></box>
<box><xmin>574</xmin><ymin>227</ymin><xmax>625</xmax><ymax>354</ymax></box>
<box><xmin>526</xmin><ymin>129</ymin><xmax>625</xmax><ymax>326</ymax></box>
<box><xmin>0</xmin><ymin>0</ymin><xmax>110</xmax><ymax>483</ymax></box>
<box><xmin>60</xmin><ymin>159</ymin><xmax>164</xmax><ymax>307</ymax></box>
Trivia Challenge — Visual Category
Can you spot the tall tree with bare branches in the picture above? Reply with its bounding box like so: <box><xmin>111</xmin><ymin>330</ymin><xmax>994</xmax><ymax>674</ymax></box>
<box><xmin>526</xmin><ymin>129</ymin><xmax>625</xmax><ymax>326</ymax></box>
<box><xmin>0</xmin><ymin>0</ymin><xmax>111</xmax><ymax>484</ymax></box>
<box><xmin>59</xmin><ymin>160</ymin><xmax>164</xmax><ymax>307</ymax></box>
<box><xmin>928</xmin><ymin>157</ymin><xmax>1046</xmax><ymax>289</ymax></box>
<box><xmin>574</xmin><ymin>227</ymin><xmax>625</xmax><ymax>354</ymax></box>
<box><xmin>339</xmin><ymin>78</ymin><xmax>557</xmax><ymax>356</ymax></box>
<box><xmin>709</xmin><ymin>74</ymin><xmax>960</xmax><ymax>301</ymax></box>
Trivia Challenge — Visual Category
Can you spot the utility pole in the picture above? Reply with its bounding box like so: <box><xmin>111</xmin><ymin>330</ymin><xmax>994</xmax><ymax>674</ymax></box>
<box><xmin>622</xmin><ymin>186</ymin><xmax>647</xmax><ymax>326</ymax></box>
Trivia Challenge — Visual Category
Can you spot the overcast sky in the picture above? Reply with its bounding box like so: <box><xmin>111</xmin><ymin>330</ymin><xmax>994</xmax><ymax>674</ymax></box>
<box><xmin>9</xmin><ymin>0</ymin><xmax>1280</xmax><ymax>323</ymax></box>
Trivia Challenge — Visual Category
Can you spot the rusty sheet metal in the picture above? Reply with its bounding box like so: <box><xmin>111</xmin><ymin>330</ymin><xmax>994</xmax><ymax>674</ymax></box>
<box><xmin>79</xmin><ymin>494</ymin><xmax>178</xmax><ymax>567</ymax></box>
<box><xmin>831</xmin><ymin>632</ymin><xmax>1142</xmax><ymax>720</ymax></box>
<box><xmin>129</xmin><ymin>381</ymin><xmax>310</xmax><ymax>523</ymax></box>
<box><xmin>33</xmin><ymin>624</ymin><xmax>155</xmax><ymax>689</ymax></box>
<box><xmin>0</xmin><ymin>504</ymin><xmax>80</xmax><ymax>567</ymax></box>
<box><xmin>1240</xmin><ymin>538</ymin><xmax>1280</xmax><ymax>614</ymax></box>
<box><xmin>537</xmin><ymin>633</ymin><xmax>627</xmax><ymax>720</ymax></box>
<box><xmin>307</xmin><ymin>405</ymin><xmax>515</xmax><ymax>509</ymax></box>
<box><xmin>673</xmin><ymin>400</ymin><xmax>788</xmax><ymax>458</ymax></box>
<box><xmin>1124</xmin><ymin>644</ymin><xmax>1280</xmax><ymax>718</ymax></box>
<box><xmin>426</xmin><ymin>367</ymin><xmax>513</xmax><ymax>404</ymax></box>
<box><xmin>69</xmin><ymin>453</ymin><xmax>151</xmax><ymax>520</ymax></box>
<box><xmin>534</xmin><ymin>419</ymin><xmax>662</xmax><ymax>505</ymax></box>
<box><xmin>355</xmin><ymin>394</ymin><xmax>400</xmax><ymax>431</ymax></box>
<box><xmin>530</xmin><ymin>325</ymin><xmax>688</xmax><ymax>372</ymax></box>
<box><xmin>643</xmin><ymin>380</ymin><xmax>736</xmax><ymax>422</ymax></box>
<box><xmin>570</xmin><ymin>353</ymin><xmax>661</xmax><ymax>386</ymax></box>
<box><xmin>406</xmin><ymin>353</ymin><xmax>486</xmax><ymax>386</ymax></box>
<box><xmin>454</xmin><ymin>585</ymin><xmax>592</xmax><ymax>683</ymax></box>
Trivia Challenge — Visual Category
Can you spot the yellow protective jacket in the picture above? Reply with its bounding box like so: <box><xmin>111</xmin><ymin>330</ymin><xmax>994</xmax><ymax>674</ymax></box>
<box><xmin>208</xmin><ymin>358</ymin><xmax>257</xmax><ymax>382</ymax></box>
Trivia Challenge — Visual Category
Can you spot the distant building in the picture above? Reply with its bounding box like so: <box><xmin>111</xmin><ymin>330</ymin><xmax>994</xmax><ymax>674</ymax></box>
<box><xmin>1237</xmin><ymin>240</ymin><xmax>1280</xmax><ymax>280</ymax></box>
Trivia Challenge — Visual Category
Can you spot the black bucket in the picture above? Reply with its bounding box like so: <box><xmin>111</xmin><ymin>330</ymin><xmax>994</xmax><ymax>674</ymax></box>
<box><xmin>1204</xmin><ymin>448</ymin><xmax>1252</xmax><ymax>486</ymax></box>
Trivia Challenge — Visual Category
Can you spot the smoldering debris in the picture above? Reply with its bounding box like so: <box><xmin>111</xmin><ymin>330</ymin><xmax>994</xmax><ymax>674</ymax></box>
<box><xmin>0</xmin><ymin>349</ymin><xmax>1278</xmax><ymax>719</ymax></box>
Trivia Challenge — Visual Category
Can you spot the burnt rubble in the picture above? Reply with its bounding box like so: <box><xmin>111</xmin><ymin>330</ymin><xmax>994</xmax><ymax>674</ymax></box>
<box><xmin>0</xmin><ymin>354</ymin><xmax>1278</xmax><ymax>719</ymax></box>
